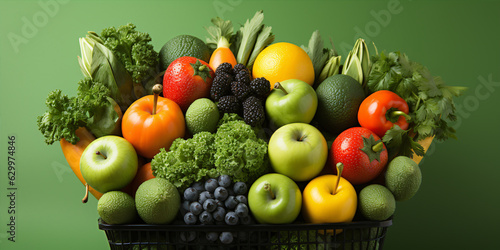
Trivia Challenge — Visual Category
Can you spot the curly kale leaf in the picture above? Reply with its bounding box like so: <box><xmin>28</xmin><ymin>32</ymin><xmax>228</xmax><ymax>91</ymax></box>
<box><xmin>214</xmin><ymin>120</ymin><xmax>270</xmax><ymax>183</ymax></box>
<box><xmin>151</xmin><ymin>132</ymin><xmax>217</xmax><ymax>190</ymax></box>
<box><xmin>100</xmin><ymin>23</ymin><xmax>159</xmax><ymax>92</ymax></box>
<box><xmin>37</xmin><ymin>90</ymin><xmax>85</xmax><ymax>145</ymax></box>
<box><xmin>151</xmin><ymin>119</ymin><xmax>270</xmax><ymax>190</ymax></box>
<box><xmin>37</xmin><ymin>78</ymin><xmax>114</xmax><ymax>145</ymax></box>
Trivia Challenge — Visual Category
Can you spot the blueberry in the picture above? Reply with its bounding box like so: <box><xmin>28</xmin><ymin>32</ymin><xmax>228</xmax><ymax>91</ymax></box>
<box><xmin>227</xmin><ymin>187</ymin><xmax>236</xmax><ymax>196</ymax></box>
<box><xmin>206</xmin><ymin>232</ymin><xmax>219</xmax><ymax>242</ymax></box>
<box><xmin>189</xmin><ymin>201</ymin><xmax>203</xmax><ymax>215</ymax></box>
<box><xmin>205</xmin><ymin>178</ymin><xmax>219</xmax><ymax>192</ymax></box>
<box><xmin>240</xmin><ymin>215</ymin><xmax>252</xmax><ymax>225</ymax></box>
<box><xmin>225</xmin><ymin>211</ymin><xmax>239</xmax><ymax>225</ymax></box>
<box><xmin>217</xmin><ymin>175</ymin><xmax>232</xmax><ymax>188</ymax></box>
<box><xmin>203</xmin><ymin>198</ymin><xmax>217</xmax><ymax>213</ymax></box>
<box><xmin>199</xmin><ymin>191</ymin><xmax>213</xmax><ymax>205</ymax></box>
<box><xmin>215</xmin><ymin>199</ymin><xmax>225</xmax><ymax>207</ymax></box>
<box><xmin>214</xmin><ymin>187</ymin><xmax>229</xmax><ymax>201</ymax></box>
<box><xmin>219</xmin><ymin>232</ymin><xmax>234</xmax><ymax>244</ymax></box>
<box><xmin>233</xmin><ymin>182</ymin><xmax>248</xmax><ymax>195</ymax></box>
<box><xmin>181</xmin><ymin>200</ymin><xmax>190</xmax><ymax>214</ymax></box>
<box><xmin>235</xmin><ymin>195</ymin><xmax>247</xmax><ymax>205</ymax></box>
<box><xmin>184</xmin><ymin>187</ymin><xmax>199</xmax><ymax>202</ymax></box>
<box><xmin>224</xmin><ymin>196</ymin><xmax>238</xmax><ymax>210</ymax></box>
<box><xmin>212</xmin><ymin>206</ymin><xmax>227</xmax><ymax>222</ymax></box>
<box><xmin>183</xmin><ymin>212</ymin><xmax>197</xmax><ymax>225</ymax></box>
<box><xmin>192</xmin><ymin>182</ymin><xmax>205</xmax><ymax>193</ymax></box>
<box><xmin>235</xmin><ymin>203</ymin><xmax>249</xmax><ymax>218</ymax></box>
<box><xmin>199</xmin><ymin>211</ymin><xmax>214</xmax><ymax>225</ymax></box>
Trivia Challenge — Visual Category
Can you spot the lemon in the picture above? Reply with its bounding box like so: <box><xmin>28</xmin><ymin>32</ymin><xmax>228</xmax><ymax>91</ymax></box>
<box><xmin>359</xmin><ymin>184</ymin><xmax>396</xmax><ymax>221</ymax></box>
<box><xmin>252</xmin><ymin>42</ymin><xmax>315</xmax><ymax>89</ymax></box>
<box><xmin>185</xmin><ymin>98</ymin><xmax>220</xmax><ymax>135</ymax></box>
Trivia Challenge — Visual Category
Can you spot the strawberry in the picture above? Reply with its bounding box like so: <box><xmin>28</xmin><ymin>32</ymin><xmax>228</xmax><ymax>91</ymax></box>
<box><xmin>331</xmin><ymin>127</ymin><xmax>388</xmax><ymax>185</ymax></box>
<box><xmin>163</xmin><ymin>56</ymin><xmax>215</xmax><ymax>111</ymax></box>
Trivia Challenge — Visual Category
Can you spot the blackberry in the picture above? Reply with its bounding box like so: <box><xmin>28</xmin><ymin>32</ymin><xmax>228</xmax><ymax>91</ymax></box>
<box><xmin>231</xmin><ymin>81</ymin><xmax>253</xmax><ymax>101</ymax></box>
<box><xmin>210</xmin><ymin>73</ymin><xmax>233</xmax><ymax>101</ymax></box>
<box><xmin>249</xmin><ymin>77</ymin><xmax>271</xmax><ymax>98</ymax></box>
<box><xmin>215</xmin><ymin>62</ymin><xmax>234</xmax><ymax>76</ymax></box>
<box><xmin>242</xmin><ymin>96</ymin><xmax>265</xmax><ymax>127</ymax></box>
<box><xmin>235</xmin><ymin>70</ymin><xmax>251</xmax><ymax>86</ymax></box>
<box><xmin>233</xmin><ymin>63</ymin><xmax>248</xmax><ymax>74</ymax></box>
<box><xmin>217</xmin><ymin>95</ymin><xmax>242</xmax><ymax>114</ymax></box>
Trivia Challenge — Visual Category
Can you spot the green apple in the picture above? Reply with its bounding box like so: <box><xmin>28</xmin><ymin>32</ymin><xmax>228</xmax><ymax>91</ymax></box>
<box><xmin>248</xmin><ymin>173</ymin><xmax>302</xmax><ymax>224</ymax></box>
<box><xmin>268</xmin><ymin>123</ymin><xmax>328</xmax><ymax>182</ymax></box>
<box><xmin>80</xmin><ymin>136</ymin><xmax>138</xmax><ymax>194</ymax></box>
<box><xmin>265</xmin><ymin>79</ymin><xmax>318</xmax><ymax>128</ymax></box>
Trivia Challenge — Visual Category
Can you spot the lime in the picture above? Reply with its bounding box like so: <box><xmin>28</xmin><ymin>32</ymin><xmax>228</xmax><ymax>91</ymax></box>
<box><xmin>97</xmin><ymin>191</ymin><xmax>136</xmax><ymax>224</ymax></box>
<box><xmin>135</xmin><ymin>178</ymin><xmax>180</xmax><ymax>224</ymax></box>
<box><xmin>358</xmin><ymin>184</ymin><xmax>396</xmax><ymax>221</ymax></box>
<box><xmin>314</xmin><ymin>74</ymin><xmax>365</xmax><ymax>134</ymax></box>
<box><xmin>185</xmin><ymin>98</ymin><xmax>220</xmax><ymax>135</ymax></box>
<box><xmin>159</xmin><ymin>35</ymin><xmax>210</xmax><ymax>71</ymax></box>
<box><xmin>385</xmin><ymin>156</ymin><xmax>422</xmax><ymax>201</ymax></box>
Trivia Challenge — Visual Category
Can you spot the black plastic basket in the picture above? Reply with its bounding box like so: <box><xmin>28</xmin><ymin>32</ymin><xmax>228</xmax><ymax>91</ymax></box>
<box><xmin>98</xmin><ymin>218</ymin><xmax>392</xmax><ymax>250</ymax></box>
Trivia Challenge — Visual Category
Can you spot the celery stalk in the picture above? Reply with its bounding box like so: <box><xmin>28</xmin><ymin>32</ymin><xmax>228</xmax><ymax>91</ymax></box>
<box><xmin>246</xmin><ymin>26</ymin><xmax>274</xmax><ymax>69</ymax></box>
<box><xmin>236</xmin><ymin>10</ymin><xmax>265</xmax><ymax>66</ymax></box>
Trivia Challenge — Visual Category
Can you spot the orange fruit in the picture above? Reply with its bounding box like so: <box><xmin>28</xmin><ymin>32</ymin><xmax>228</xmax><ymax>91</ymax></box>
<box><xmin>252</xmin><ymin>42</ymin><xmax>315</xmax><ymax>89</ymax></box>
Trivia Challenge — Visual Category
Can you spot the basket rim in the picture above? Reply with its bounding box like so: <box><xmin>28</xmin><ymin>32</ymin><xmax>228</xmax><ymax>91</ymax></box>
<box><xmin>98</xmin><ymin>218</ymin><xmax>392</xmax><ymax>232</ymax></box>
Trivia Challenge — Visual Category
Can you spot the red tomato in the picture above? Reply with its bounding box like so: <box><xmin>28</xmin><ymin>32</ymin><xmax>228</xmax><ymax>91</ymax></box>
<box><xmin>163</xmin><ymin>56</ymin><xmax>215</xmax><ymax>111</ymax></box>
<box><xmin>331</xmin><ymin>127</ymin><xmax>388</xmax><ymax>185</ymax></box>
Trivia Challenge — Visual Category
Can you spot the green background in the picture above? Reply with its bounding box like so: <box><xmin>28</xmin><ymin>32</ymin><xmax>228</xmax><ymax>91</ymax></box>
<box><xmin>1</xmin><ymin>0</ymin><xmax>499</xmax><ymax>249</ymax></box>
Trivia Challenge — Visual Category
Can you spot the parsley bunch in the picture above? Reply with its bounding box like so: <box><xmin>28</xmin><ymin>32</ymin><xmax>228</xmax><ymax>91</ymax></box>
<box><xmin>367</xmin><ymin>51</ymin><xmax>466</xmax><ymax>158</ymax></box>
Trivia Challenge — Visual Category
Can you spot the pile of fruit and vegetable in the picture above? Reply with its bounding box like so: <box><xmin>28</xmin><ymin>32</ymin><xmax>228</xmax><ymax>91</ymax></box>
<box><xmin>37</xmin><ymin>10</ymin><xmax>465</xmax><ymax>249</ymax></box>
